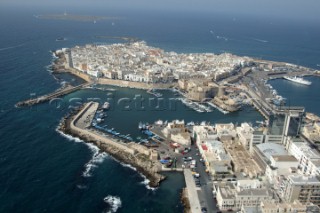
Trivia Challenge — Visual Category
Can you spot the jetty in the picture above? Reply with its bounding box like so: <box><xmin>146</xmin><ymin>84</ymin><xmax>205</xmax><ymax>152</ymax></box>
<box><xmin>15</xmin><ymin>82</ymin><xmax>91</xmax><ymax>107</ymax></box>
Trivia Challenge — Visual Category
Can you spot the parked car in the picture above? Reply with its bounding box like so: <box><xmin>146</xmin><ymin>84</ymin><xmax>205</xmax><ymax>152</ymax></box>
<box><xmin>201</xmin><ymin>207</ymin><xmax>207</xmax><ymax>213</ymax></box>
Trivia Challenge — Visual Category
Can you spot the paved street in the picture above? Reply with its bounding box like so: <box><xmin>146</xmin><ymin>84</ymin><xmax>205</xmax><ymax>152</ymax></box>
<box><xmin>182</xmin><ymin>143</ymin><xmax>219</xmax><ymax>213</ymax></box>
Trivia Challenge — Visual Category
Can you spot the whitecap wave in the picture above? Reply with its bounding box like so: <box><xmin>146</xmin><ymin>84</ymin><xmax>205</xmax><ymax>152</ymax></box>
<box><xmin>82</xmin><ymin>145</ymin><xmax>108</xmax><ymax>177</ymax></box>
<box><xmin>56</xmin><ymin>128</ymin><xmax>84</xmax><ymax>143</ymax></box>
<box><xmin>120</xmin><ymin>162</ymin><xmax>157</xmax><ymax>191</ymax></box>
<box><xmin>139</xmin><ymin>173</ymin><xmax>157</xmax><ymax>191</ymax></box>
<box><xmin>119</xmin><ymin>162</ymin><xmax>137</xmax><ymax>171</ymax></box>
<box><xmin>103</xmin><ymin>195</ymin><xmax>122</xmax><ymax>213</ymax></box>
<box><xmin>56</xmin><ymin>129</ymin><xmax>108</xmax><ymax>177</ymax></box>
<box><xmin>76</xmin><ymin>184</ymin><xmax>88</xmax><ymax>189</ymax></box>
<box><xmin>216</xmin><ymin>35</ymin><xmax>228</xmax><ymax>41</ymax></box>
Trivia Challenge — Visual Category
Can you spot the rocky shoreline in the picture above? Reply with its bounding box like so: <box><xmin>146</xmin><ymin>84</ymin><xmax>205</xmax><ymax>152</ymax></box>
<box><xmin>57</xmin><ymin>107</ymin><xmax>165</xmax><ymax>188</ymax></box>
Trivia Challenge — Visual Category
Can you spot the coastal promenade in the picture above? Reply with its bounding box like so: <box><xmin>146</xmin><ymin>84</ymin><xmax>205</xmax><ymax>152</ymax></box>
<box><xmin>15</xmin><ymin>82</ymin><xmax>91</xmax><ymax>107</ymax></box>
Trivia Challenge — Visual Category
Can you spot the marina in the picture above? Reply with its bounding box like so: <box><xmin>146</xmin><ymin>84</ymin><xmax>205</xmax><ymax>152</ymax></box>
<box><xmin>179</xmin><ymin>98</ymin><xmax>213</xmax><ymax>113</ymax></box>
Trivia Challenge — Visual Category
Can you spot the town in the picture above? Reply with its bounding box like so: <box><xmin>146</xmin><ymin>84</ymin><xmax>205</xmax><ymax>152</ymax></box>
<box><xmin>18</xmin><ymin>41</ymin><xmax>320</xmax><ymax>213</ymax></box>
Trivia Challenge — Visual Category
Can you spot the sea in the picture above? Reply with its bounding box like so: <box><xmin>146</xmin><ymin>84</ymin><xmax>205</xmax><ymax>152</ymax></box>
<box><xmin>0</xmin><ymin>5</ymin><xmax>319</xmax><ymax>213</ymax></box>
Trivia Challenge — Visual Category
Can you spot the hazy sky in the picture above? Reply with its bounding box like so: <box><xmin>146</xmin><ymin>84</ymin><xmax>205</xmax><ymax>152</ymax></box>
<box><xmin>2</xmin><ymin>0</ymin><xmax>320</xmax><ymax>22</ymax></box>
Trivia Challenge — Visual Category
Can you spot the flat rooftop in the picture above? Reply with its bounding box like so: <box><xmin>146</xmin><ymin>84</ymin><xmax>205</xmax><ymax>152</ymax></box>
<box><xmin>288</xmin><ymin>175</ymin><xmax>320</xmax><ymax>185</ymax></box>
<box><xmin>271</xmin><ymin>155</ymin><xmax>297</xmax><ymax>162</ymax></box>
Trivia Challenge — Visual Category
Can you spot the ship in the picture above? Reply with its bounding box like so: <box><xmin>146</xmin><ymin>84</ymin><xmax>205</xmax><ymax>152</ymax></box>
<box><xmin>283</xmin><ymin>76</ymin><xmax>311</xmax><ymax>86</ymax></box>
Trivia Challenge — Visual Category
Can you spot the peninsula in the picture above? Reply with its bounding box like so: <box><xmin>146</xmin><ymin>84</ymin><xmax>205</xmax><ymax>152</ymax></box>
<box><xmin>48</xmin><ymin>41</ymin><xmax>318</xmax><ymax>115</ymax></box>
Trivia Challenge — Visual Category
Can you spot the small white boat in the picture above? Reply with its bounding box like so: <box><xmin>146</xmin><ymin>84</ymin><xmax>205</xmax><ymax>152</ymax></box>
<box><xmin>102</xmin><ymin>102</ymin><xmax>110</xmax><ymax>110</ymax></box>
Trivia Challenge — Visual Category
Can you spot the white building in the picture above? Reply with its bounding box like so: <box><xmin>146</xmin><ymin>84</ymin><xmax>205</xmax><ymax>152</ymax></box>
<box><xmin>288</xmin><ymin>140</ymin><xmax>320</xmax><ymax>175</ymax></box>
<box><xmin>265</xmin><ymin>155</ymin><xmax>299</xmax><ymax>184</ymax></box>
<box><xmin>193</xmin><ymin>125</ymin><xmax>231</xmax><ymax>175</ymax></box>
<box><xmin>236</xmin><ymin>179</ymin><xmax>262</xmax><ymax>191</ymax></box>
<box><xmin>236</xmin><ymin>123</ymin><xmax>254</xmax><ymax>151</ymax></box>
<box><xmin>162</xmin><ymin>120</ymin><xmax>191</xmax><ymax>146</ymax></box>
<box><xmin>215</xmin><ymin>123</ymin><xmax>237</xmax><ymax>141</ymax></box>
<box><xmin>216</xmin><ymin>183</ymin><xmax>273</xmax><ymax>211</ymax></box>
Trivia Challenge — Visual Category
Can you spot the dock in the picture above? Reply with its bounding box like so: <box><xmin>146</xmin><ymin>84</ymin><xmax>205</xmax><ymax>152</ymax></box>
<box><xmin>15</xmin><ymin>82</ymin><xmax>91</xmax><ymax>107</ymax></box>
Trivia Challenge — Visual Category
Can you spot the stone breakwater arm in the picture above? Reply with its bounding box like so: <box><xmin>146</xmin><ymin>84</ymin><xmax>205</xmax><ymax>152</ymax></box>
<box><xmin>15</xmin><ymin>83</ymin><xmax>91</xmax><ymax>107</ymax></box>
<box><xmin>61</xmin><ymin>102</ymin><xmax>165</xmax><ymax>187</ymax></box>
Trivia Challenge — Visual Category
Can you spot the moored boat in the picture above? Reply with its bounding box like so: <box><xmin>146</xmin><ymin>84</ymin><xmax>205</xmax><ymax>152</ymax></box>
<box><xmin>102</xmin><ymin>102</ymin><xmax>110</xmax><ymax>110</ymax></box>
<box><xmin>283</xmin><ymin>76</ymin><xmax>311</xmax><ymax>85</ymax></box>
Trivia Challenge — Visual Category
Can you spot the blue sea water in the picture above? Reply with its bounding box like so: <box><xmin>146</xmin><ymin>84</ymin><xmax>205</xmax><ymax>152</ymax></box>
<box><xmin>0</xmin><ymin>5</ymin><xmax>319</xmax><ymax>213</ymax></box>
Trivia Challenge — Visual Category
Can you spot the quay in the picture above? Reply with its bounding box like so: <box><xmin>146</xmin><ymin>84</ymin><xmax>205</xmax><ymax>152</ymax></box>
<box><xmin>15</xmin><ymin>82</ymin><xmax>91</xmax><ymax>107</ymax></box>
<box><xmin>184</xmin><ymin>169</ymin><xmax>202</xmax><ymax>213</ymax></box>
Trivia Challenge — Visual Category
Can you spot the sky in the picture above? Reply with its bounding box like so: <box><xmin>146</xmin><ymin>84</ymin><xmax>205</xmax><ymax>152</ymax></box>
<box><xmin>1</xmin><ymin>0</ymin><xmax>320</xmax><ymax>22</ymax></box>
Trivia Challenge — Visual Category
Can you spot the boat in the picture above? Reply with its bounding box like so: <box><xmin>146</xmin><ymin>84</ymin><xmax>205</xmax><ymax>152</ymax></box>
<box><xmin>283</xmin><ymin>76</ymin><xmax>311</xmax><ymax>86</ymax></box>
<box><xmin>138</xmin><ymin>122</ymin><xmax>150</xmax><ymax>130</ymax></box>
<box><xmin>207</xmin><ymin>102</ymin><xmax>229</xmax><ymax>114</ymax></box>
<box><xmin>102</xmin><ymin>102</ymin><xmax>110</xmax><ymax>110</ymax></box>
<box><xmin>155</xmin><ymin>120</ymin><xmax>164</xmax><ymax>126</ymax></box>
<box><xmin>142</xmin><ymin>129</ymin><xmax>153</xmax><ymax>136</ymax></box>
<box><xmin>147</xmin><ymin>89</ymin><xmax>163</xmax><ymax>98</ymax></box>
<box><xmin>96</xmin><ymin>118</ymin><xmax>104</xmax><ymax>123</ymax></box>
<box><xmin>56</xmin><ymin>37</ymin><xmax>66</xmax><ymax>42</ymax></box>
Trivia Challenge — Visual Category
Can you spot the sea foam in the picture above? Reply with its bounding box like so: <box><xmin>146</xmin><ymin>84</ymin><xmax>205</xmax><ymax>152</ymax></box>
<box><xmin>103</xmin><ymin>195</ymin><xmax>122</xmax><ymax>213</ymax></box>
<box><xmin>56</xmin><ymin>129</ymin><xmax>108</xmax><ymax>177</ymax></box>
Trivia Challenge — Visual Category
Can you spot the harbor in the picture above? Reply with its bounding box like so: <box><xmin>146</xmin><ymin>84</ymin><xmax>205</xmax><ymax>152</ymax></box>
<box><xmin>59</xmin><ymin>102</ymin><xmax>221</xmax><ymax>212</ymax></box>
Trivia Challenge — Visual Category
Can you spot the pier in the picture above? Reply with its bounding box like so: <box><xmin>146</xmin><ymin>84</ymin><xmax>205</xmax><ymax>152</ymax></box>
<box><xmin>15</xmin><ymin>82</ymin><xmax>91</xmax><ymax>107</ymax></box>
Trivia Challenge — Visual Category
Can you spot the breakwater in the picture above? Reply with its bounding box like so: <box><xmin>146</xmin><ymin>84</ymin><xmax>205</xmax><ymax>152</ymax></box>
<box><xmin>15</xmin><ymin>83</ymin><xmax>91</xmax><ymax>107</ymax></box>
<box><xmin>58</xmin><ymin>102</ymin><xmax>165</xmax><ymax>187</ymax></box>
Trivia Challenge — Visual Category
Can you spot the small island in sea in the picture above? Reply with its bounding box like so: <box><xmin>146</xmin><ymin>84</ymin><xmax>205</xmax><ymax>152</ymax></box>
<box><xmin>34</xmin><ymin>12</ymin><xmax>123</xmax><ymax>22</ymax></box>
<box><xmin>16</xmin><ymin>41</ymin><xmax>320</xmax><ymax>212</ymax></box>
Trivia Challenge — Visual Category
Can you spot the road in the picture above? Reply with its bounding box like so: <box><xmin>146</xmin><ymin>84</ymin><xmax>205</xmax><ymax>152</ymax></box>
<box><xmin>182</xmin><ymin>143</ymin><xmax>219</xmax><ymax>213</ymax></box>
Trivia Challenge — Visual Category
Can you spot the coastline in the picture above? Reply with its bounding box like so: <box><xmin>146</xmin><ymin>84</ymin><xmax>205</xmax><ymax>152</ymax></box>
<box><xmin>57</xmin><ymin>103</ymin><xmax>166</xmax><ymax>188</ymax></box>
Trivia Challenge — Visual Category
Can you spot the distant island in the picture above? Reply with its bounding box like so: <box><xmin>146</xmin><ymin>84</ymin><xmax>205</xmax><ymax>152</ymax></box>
<box><xmin>34</xmin><ymin>13</ymin><xmax>123</xmax><ymax>22</ymax></box>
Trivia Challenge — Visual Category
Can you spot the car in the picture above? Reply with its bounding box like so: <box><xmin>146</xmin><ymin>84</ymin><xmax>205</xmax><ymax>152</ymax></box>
<box><xmin>201</xmin><ymin>207</ymin><xmax>207</xmax><ymax>213</ymax></box>
<box><xmin>193</xmin><ymin>173</ymin><xmax>200</xmax><ymax>178</ymax></box>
